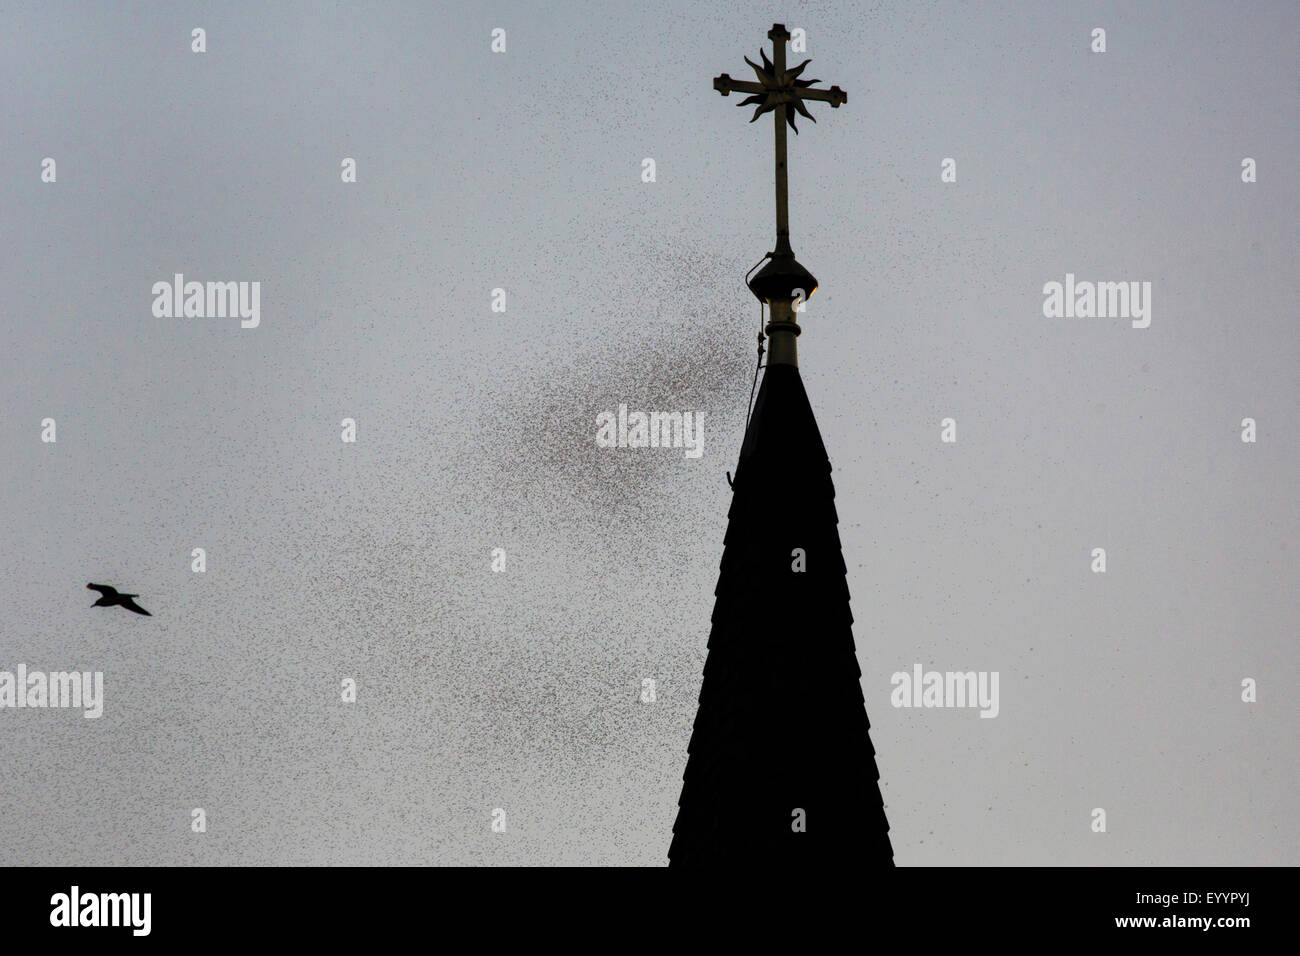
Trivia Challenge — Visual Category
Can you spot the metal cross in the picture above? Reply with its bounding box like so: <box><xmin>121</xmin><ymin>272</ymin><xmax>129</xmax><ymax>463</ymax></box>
<box><xmin>713</xmin><ymin>24</ymin><xmax>847</xmax><ymax>261</ymax></box>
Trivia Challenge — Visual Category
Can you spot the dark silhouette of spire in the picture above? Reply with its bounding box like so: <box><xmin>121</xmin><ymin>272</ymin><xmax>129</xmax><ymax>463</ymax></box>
<box><xmin>87</xmin><ymin>583</ymin><xmax>151</xmax><ymax>616</ymax></box>
<box><xmin>668</xmin><ymin>363</ymin><xmax>893</xmax><ymax>865</ymax></box>
<box><xmin>671</xmin><ymin>23</ymin><xmax>892</xmax><ymax>866</ymax></box>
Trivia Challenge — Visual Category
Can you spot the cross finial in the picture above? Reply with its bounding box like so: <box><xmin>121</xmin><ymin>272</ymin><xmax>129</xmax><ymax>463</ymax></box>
<box><xmin>713</xmin><ymin>24</ymin><xmax>848</xmax><ymax>365</ymax></box>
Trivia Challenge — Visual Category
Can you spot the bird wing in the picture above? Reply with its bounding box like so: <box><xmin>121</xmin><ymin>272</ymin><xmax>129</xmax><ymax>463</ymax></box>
<box><xmin>86</xmin><ymin>583</ymin><xmax>115</xmax><ymax>595</ymax></box>
<box><xmin>119</xmin><ymin>596</ymin><xmax>151</xmax><ymax>616</ymax></box>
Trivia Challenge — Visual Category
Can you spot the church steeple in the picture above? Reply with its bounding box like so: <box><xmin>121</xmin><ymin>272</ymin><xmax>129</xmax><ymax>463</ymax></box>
<box><xmin>669</xmin><ymin>26</ymin><xmax>892</xmax><ymax>867</ymax></box>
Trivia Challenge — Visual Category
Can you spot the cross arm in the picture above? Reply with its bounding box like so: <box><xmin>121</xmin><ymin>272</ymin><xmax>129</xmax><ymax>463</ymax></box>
<box><xmin>713</xmin><ymin>73</ymin><xmax>763</xmax><ymax>96</ymax></box>
<box><xmin>793</xmin><ymin>85</ymin><xmax>847</xmax><ymax>107</ymax></box>
<box><xmin>713</xmin><ymin>73</ymin><xmax>848</xmax><ymax>108</ymax></box>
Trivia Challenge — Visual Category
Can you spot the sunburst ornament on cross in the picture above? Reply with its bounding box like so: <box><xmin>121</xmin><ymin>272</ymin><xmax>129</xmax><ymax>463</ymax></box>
<box><xmin>732</xmin><ymin>47</ymin><xmax>843</xmax><ymax>133</ymax></box>
<box><xmin>713</xmin><ymin>24</ymin><xmax>848</xmax><ymax>366</ymax></box>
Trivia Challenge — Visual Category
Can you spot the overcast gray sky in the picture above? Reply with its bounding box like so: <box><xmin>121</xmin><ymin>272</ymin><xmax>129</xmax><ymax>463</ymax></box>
<box><xmin>1</xmin><ymin>0</ymin><xmax>1296</xmax><ymax>865</ymax></box>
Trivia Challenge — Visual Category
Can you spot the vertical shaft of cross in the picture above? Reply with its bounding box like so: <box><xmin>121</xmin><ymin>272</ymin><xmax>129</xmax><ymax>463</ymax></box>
<box><xmin>766</xmin><ymin>25</ymin><xmax>798</xmax><ymax>366</ymax></box>
<box><xmin>770</xmin><ymin>24</ymin><xmax>792</xmax><ymax>257</ymax></box>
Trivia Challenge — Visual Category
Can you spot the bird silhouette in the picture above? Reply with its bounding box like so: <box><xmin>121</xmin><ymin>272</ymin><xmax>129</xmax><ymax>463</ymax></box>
<box><xmin>86</xmin><ymin>583</ymin><xmax>151</xmax><ymax>616</ymax></box>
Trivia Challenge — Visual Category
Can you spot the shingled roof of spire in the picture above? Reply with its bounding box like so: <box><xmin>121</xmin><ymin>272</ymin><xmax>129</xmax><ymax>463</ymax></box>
<box><xmin>669</xmin><ymin>363</ymin><xmax>894</xmax><ymax>866</ymax></box>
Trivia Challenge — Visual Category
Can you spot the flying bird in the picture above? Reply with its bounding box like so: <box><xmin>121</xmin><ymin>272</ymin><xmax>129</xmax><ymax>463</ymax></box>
<box><xmin>86</xmin><ymin>583</ymin><xmax>151</xmax><ymax>616</ymax></box>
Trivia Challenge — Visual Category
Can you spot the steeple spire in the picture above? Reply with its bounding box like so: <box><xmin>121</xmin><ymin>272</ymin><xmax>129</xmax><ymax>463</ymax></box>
<box><xmin>669</xmin><ymin>27</ymin><xmax>891</xmax><ymax>867</ymax></box>
<box><xmin>713</xmin><ymin>24</ymin><xmax>847</xmax><ymax>366</ymax></box>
